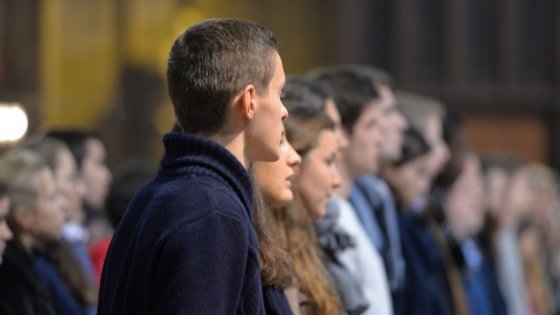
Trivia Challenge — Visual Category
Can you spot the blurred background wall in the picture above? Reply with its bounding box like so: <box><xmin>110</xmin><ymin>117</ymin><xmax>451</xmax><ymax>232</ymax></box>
<box><xmin>1</xmin><ymin>0</ymin><xmax>559</xmax><ymax>169</ymax></box>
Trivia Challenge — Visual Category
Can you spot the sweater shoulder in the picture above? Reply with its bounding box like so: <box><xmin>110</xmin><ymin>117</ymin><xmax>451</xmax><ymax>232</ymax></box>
<box><xmin>146</xmin><ymin>174</ymin><xmax>249</xmax><ymax>221</ymax></box>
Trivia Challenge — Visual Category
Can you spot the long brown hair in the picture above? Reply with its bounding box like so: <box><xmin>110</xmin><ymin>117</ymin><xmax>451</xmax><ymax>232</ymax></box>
<box><xmin>270</xmin><ymin>113</ymin><xmax>341</xmax><ymax>315</ymax></box>
<box><xmin>252</xmin><ymin>182</ymin><xmax>294</xmax><ymax>287</ymax></box>
<box><xmin>45</xmin><ymin>240</ymin><xmax>98</xmax><ymax>307</ymax></box>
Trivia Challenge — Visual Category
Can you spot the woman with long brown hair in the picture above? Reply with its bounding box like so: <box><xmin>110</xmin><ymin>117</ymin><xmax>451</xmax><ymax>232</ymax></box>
<box><xmin>258</xmin><ymin>77</ymin><xmax>343</xmax><ymax>315</ymax></box>
<box><xmin>252</xmin><ymin>127</ymin><xmax>301</xmax><ymax>315</ymax></box>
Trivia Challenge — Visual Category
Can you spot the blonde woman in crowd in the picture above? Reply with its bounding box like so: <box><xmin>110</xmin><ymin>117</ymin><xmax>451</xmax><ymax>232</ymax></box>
<box><xmin>29</xmin><ymin>138</ymin><xmax>97</xmax><ymax>284</ymax></box>
<box><xmin>0</xmin><ymin>149</ymin><xmax>65</xmax><ymax>315</ymax></box>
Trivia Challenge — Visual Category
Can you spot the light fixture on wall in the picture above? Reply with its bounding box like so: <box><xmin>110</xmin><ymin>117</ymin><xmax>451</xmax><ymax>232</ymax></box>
<box><xmin>0</xmin><ymin>103</ymin><xmax>28</xmax><ymax>143</ymax></box>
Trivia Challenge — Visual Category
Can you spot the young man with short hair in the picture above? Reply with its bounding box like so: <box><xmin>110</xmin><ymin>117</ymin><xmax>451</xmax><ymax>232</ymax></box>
<box><xmin>98</xmin><ymin>18</ymin><xmax>288</xmax><ymax>314</ymax></box>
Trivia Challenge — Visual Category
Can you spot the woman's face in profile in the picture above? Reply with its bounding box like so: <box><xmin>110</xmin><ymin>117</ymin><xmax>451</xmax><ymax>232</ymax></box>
<box><xmin>295</xmin><ymin>129</ymin><xmax>341</xmax><ymax>219</ymax></box>
<box><xmin>253</xmin><ymin>130</ymin><xmax>301</xmax><ymax>208</ymax></box>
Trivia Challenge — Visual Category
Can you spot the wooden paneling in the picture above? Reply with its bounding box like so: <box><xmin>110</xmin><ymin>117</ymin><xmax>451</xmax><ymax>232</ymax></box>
<box><xmin>464</xmin><ymin>114</ymin><xmax>549</xmax><ymax>163</ymax></box>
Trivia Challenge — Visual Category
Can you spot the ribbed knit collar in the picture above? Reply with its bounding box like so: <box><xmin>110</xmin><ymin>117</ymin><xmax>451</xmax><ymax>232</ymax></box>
<box><xmin>159</xmin><ymin>132</ymin><xmax>254</xmax><ymax>216</ymax></box>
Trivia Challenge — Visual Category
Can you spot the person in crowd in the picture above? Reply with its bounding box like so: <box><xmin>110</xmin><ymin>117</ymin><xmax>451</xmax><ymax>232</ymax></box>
<box><xmin>493</xmin><ymin>160</ymin><xmax>533</xmax><ymax>315</ymax></box>
<box><xmin>334</xmin><ymin>66</ymin><xmax>408</xmax><ymax>314</ymax></box>
<box><xmin>29</xmin><ymin>138</ymin><xmax>96</xmax><ymax>284</ymax></box>
<box><xmin>98</xmin><ymin>18</ymin><xmax>288</xmax><ymax>314</ymax></box>
<box><xmin>520</xmin><ymin>163</ymin><xmax>559</xmax><ymax>314</ymax></box>
<box><xmin>438</xmin><ymin>108</ymin><xmax>508</xmax><ymax>315</ymax></box>
<box><xmin>311</xmin><ymin>67</ymin><xmax>393</xmax><ymax>315</ymax></box>
<box><xmin>383</xmin><ymin>127</ymin><xmax>432</xmax><ymax>213</ymax></box>
<box><xmin>395</xmin><ymin>91</ymin><xmax>467</xmax><ymax>315</ymax></box>
<box><xmin>0</xmin><ymin>149</ymin><xmax>81</xmax><ymax>315</ymax></box>
<box><xmin>252</xmin><ymin>125</ymin><xmax>301</xmax><ymax>315</ymax></box>
<box><xmin>444</xmin><ymin>151</ymin><xmax>508</xmax><ymax>315</ymax></box>
<box><xmin>480</xmin><ymin>153</ymin><xmax>532</xmax><ymax>315</ymax></box>
<box><xmin>47</xmin><ymin>129</ymin><xmax>112</xmax><ymax>245</ymax></box>
<box><xmin>517</xmin><ymin>220</ymin><xmax>553</xmax><ymax>315</ymax></box>
<box><xmin>28</xmin><ymin>138</ymin><xmax>99</xmax><ymax>314</ymax></box>
<box><xmin>267</xmin><ymin>84</ymin><xmax>343</xmax><ymax>315</ymax></box>
<box><xmin>383</xmin><ymin>125</ymin><xmax>454</xmax><ymax>315</ymax></box>
<box><xmin>0</xmin><ymin>180</ymin><xmax>13</xmax><ymax>265</ymax></box>
<box><xmin>479</xmin><ymin>153</ymin><xmax>523</xmax><ymax>267</ymax></box>
<box><xmin>284</xmin><ymin>76</ymin><xmax>367</xmax><ymax>315</ymax></box>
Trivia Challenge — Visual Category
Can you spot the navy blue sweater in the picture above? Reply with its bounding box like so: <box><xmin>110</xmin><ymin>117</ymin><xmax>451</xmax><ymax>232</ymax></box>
<box><xmin>98</xmin><ymin>133</ymin><xmax>265</xmax><ymax>315</ymax></box>
<box><xmin>399</xmin><ymin>212</ymin><xmax>454</xmax><ymax>315</ymax></box>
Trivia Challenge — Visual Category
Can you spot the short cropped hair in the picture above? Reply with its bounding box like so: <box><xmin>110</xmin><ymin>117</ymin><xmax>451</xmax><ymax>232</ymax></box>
<box><xmin>167</xmin><ymin>18</ymin><xmax>278</xmax><ymax>134</ymax></box>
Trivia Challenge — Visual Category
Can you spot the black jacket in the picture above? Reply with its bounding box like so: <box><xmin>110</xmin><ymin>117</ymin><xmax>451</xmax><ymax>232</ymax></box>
<box><xmin>0</xmin><ymin>239</ymin><xmax>59</xmax><ymax>315</ymax></box>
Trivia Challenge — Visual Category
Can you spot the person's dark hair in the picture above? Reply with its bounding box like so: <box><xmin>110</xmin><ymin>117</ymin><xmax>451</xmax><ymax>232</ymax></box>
<box><xmin>167</xmin><ymin>18</ymin><xmax>278</xmax><ymax>134</ymax></box>
<box><xmin>328</xmin><ymin>64</ymin><xmax>394</xmax><ymax>87</ymax></box>
<box><xmin>0</xmin><ymin>180</ymin><xmax>7</xmax><ymax>199</ymax></box>
<box><xmin>480</xmin><ymin>152</ymin><xmax>525</xmax><ymax>176</ymax></box>
<box><xmin>393</xmin><ymin>126</ymin><xmax>431</xmax><ymax>167</ymax></box>
<box><xmin>307</xmin><ymin>67</ymin><xmax>379</xmax><ymax>134</ymax></box>
<box><xmin>282</xmin><ymin>76</ymin><xmax>330</xmax><ymax>119</ymax></box>
<box><xmin>435</xmin><ymin>107</ymin><xmax>469</xmax><ymax>191</ymax></box>
<box><xmin>105</xmin><ymin>160</ymin><xmax>156</xmax><ymax>227</ymax></box>
<box><xmin>46</xmin><ymin>129</ymin><xmax>100</xmax><ymax>169</ymax></box>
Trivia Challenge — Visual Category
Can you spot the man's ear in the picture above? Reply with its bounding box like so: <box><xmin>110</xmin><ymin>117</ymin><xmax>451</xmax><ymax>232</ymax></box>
<box><xmin>232</xmin><ymin>84</ymin><xmax>257</xmax><ymax>120</ymax></box>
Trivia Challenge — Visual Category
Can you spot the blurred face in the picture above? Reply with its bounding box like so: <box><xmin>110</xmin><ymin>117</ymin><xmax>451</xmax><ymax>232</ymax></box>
<box><xmin>530</xmin><ymin>184</ymin><xmax>557</xmax><ymax>228</ymax></box>
<box><xmin>507</xmin><ymin>169</ymin><xmax>532</xmax><ymax>220</ymax></box>
<box><xmin>385</xmin><ymin>156</ymin><xmax>431</xmax><ymax>208</ymax></box>
<box><xmin>296</xmin><ymin>130</ymin><xmax>341</xmax><ymax>219</ymax></box>
<box><xmin>423</xmin><ymin>117</ymin><xmax>449</xmax><ymax>178</ymax></box>
<box><xmin>519</xmin><ymin>225</ymin><xmax>539</xmax><ymax>259</ymax></box>
<box><xmin>0</xmin><ymin>196</ymin><xmax>13</xmax><ymax>265</ymax></box>
<box><xmin>325</xmin><ymin>100</ymin><xmax>349</xmax><ymax>151</ymax></box>
<box><xmin>253</xmin><ymin>130</ymin><xmax>302</xmax><ymax>208</ymax></box>
<box><xmin>445</xmin><ymin>154</ymin><xmax>485</xmax><ymax>239</ymax></box>
<box><xmin>30</xmin><ymin>169</ymin><xmax>65</xmax><ymax>245</ymax></box>
<box><xmin>55</xmin><ymin>148</ymin><xmax>86</xmax><ymax>222</ymax></box>
<box><xmin>344</xmin><ymin>102</ymin><xmax>384</xmax><ymax>177</ymax></box>
<box><xmin>377</xmin><ymin>86</ymin><xmax>408</xmax><ymax>162</ymax></box>
<box><xmin>81</xmin><ymin>138</ymin><xmax>111</xmax><ymax>210</ymax></box>
<box><xmin>484</xmin><ymin>168</ymin><xmax>509</xmax><ymax>216</ymax></box>
<box><xmin>246</xmin><ymin>52</ymin><xmax>289</xmax><ymax>162</ymax></box>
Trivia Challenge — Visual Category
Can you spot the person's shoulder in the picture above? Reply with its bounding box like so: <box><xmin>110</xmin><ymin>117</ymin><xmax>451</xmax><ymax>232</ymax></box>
<box><xmin>159</xmin><ymin>208</ymin><xmax>252</xmax><ymax>251</ymax></box>
<box><xmin>155</xmin><ymin>173</ymin><xmax>238</xmax><ymax>200</ymax></box>
<box><xmin>146</xmin><ymin>175</ymin><xmax>241</xmax><ymax>211</ymax></box>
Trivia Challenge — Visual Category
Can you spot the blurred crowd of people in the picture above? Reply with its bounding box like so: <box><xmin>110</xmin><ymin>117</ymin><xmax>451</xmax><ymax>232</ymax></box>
<box><xmin>1</xmin><ymin>18</ymin><xmax>560</xmax><ymax>315</ymax></box>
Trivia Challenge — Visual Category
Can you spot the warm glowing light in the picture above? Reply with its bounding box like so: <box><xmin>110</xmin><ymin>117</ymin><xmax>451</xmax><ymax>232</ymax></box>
<box><xmin>0</xmin><ymin>103</ymin><xmax>29</xmax><ymax>142</ymax></box>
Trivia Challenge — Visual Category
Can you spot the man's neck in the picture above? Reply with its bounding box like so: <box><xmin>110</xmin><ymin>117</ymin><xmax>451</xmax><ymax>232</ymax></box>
<box><xmin>208</xmin><ymin>132</ymin><xmax>248</xmax><ymax>168</ymax></box>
